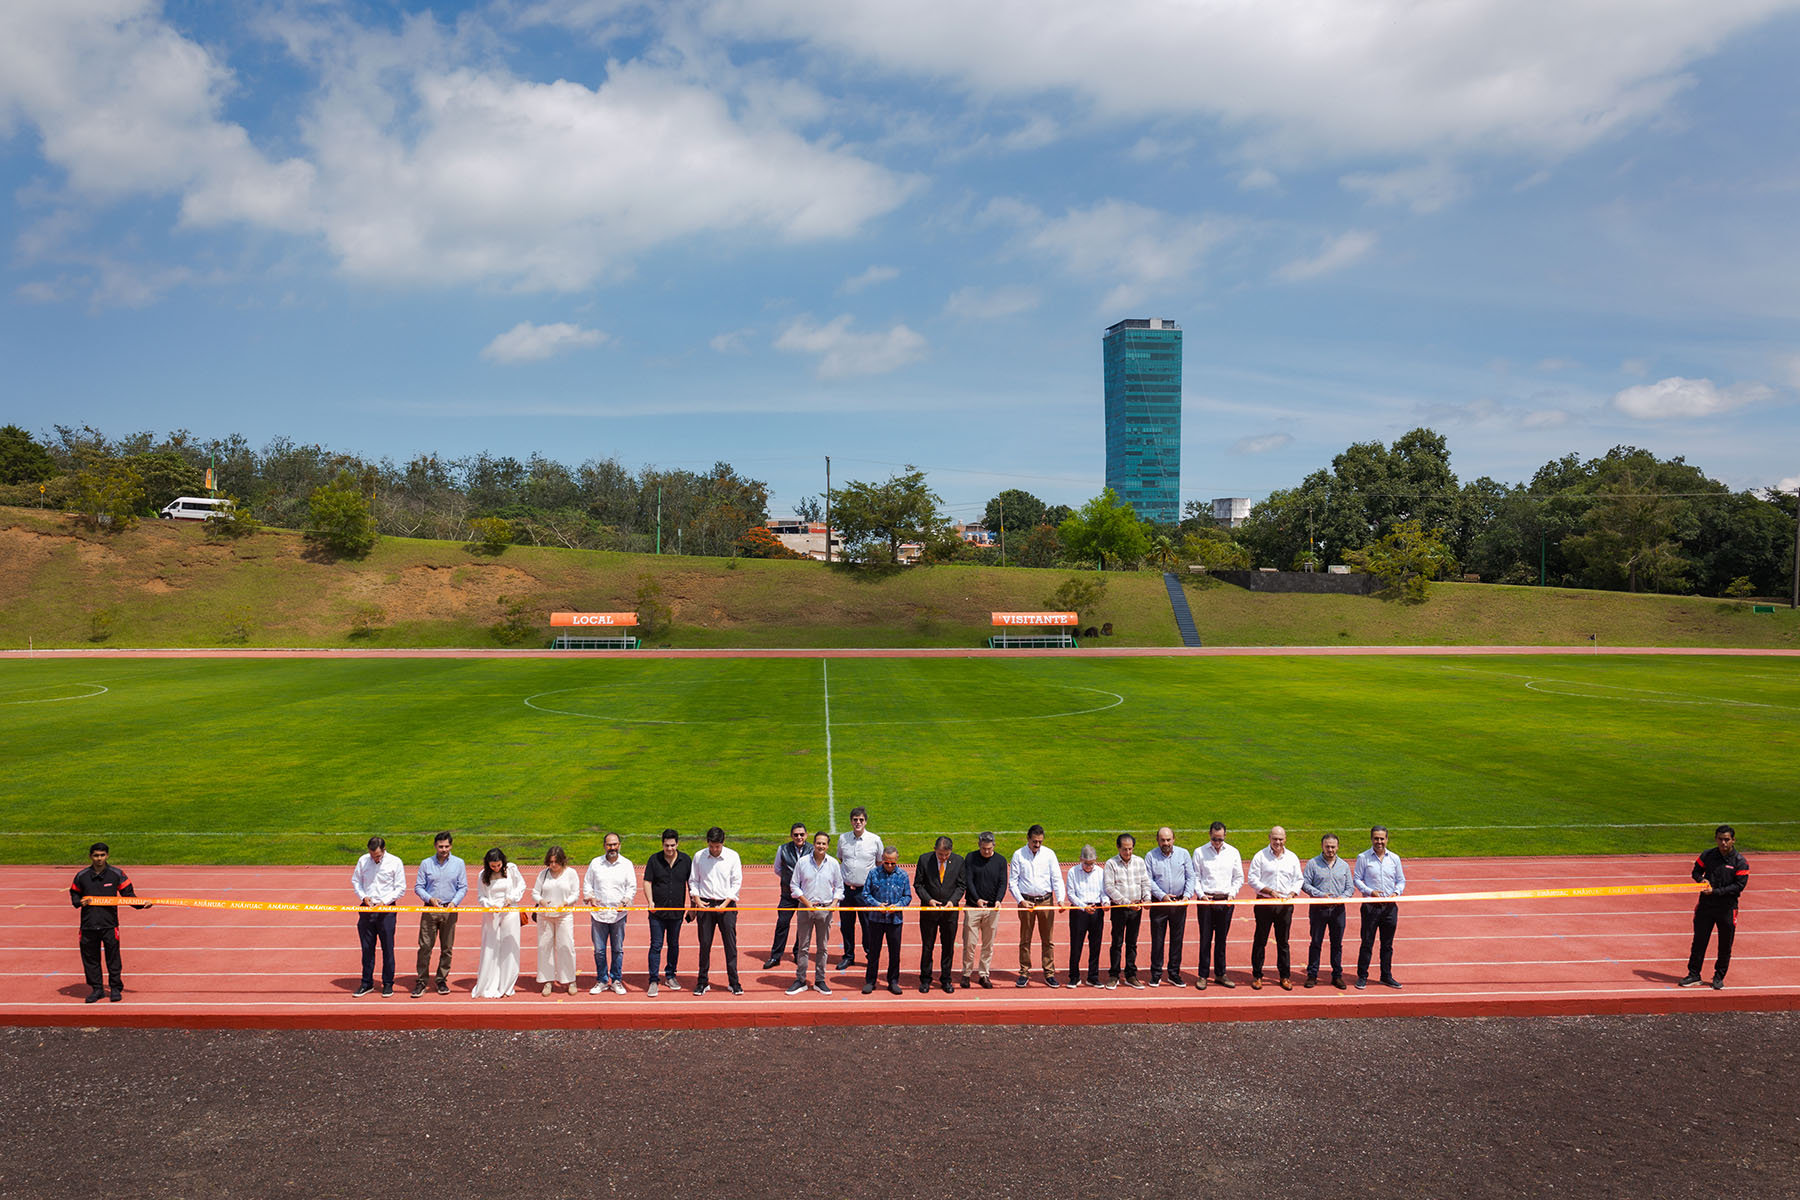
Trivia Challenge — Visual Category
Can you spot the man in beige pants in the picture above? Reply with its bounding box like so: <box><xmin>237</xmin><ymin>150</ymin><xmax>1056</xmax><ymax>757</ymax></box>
<box><xmin>960</xmin><ymin>832</ymin><xmax>1007</xmax><ymax>987</ymax></box>
<box><xmin>1009</xmin><ymin>824</ymin><xmax>1064</xmax><ymax>988</ymax></box>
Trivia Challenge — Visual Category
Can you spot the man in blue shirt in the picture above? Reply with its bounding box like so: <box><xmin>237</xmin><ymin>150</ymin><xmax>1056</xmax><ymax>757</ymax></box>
<box><xmin>1353</xmin><ymin>825</ymin><xmax>1406</xmax><ymax>990</ymax></box>
<box><xmin>1145</xmin><ymin>826</ymin><xmax>1195</xmax><ymax>986</ymax></box>
<box><xmin>412</xmin><ymin>832</ymin><xmax>467</xmax><ymax>997</ymax></box>
<box><xmin>861</xmin><ymin>847</ymin><xmax>913</xmax><ymax>996</ymax></box>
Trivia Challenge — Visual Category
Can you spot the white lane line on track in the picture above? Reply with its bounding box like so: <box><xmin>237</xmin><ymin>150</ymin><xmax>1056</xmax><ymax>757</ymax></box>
<box><xmin>822</xmin><ymin>659</ymin><xmax>836</xmax><ymax>834</ymax></box>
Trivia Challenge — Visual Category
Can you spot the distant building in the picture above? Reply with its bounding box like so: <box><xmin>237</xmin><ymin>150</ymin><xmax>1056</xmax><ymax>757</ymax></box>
<box><xmin>954</xmin><ymin>520</ymin><xmax>996</xmax><ymax>546</ymax></box>
<box><xmin>765</xmin><ymin>518</ymin><xmax>843</xmax><ymax>561</ymax></box>
<box><xmin>1103</xmin><ymin>318</ymin><xmax>1182</xmax><ymax>524</ymax></box>
<box><xmin>1211</xmin><ymin>497</ymin><xmax>1250</xmax><ymax>528</ymax></box>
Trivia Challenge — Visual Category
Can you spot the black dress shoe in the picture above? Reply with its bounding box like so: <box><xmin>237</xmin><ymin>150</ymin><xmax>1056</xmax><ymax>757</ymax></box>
<box><xmin>942</xmin><ymin>980</ymin><xmax>954</xmax><ymax>994</ymax></box>
<box><xmin>763</xmin><ymin>956</ymin><xmax>782</xmax><ymax>970</ymax></box>
<box><xmin>960</xmin><ymin>977</ymin><xmax>971</xmax><ymax>989</ymax></box>
<box><xmin>108</xmin><ymin>989</ymin><xmax>122</xmax><ymax>1002</ymax></box>
<box><xmin>918</xmin><ymin>980</ymin><xmax>931</xmax><ymax>993</ymax></box>
<box><xmin>862</xmin><ymin>981</ymin><xmax>876</xmax><ymax>994</ymax></box>
<box><xmin>85</xmin><ymin>988</ymin><xmax>105</xmax><ymax>1004</ymax></box>
<box><xmin>1380</xmin><ymin>977</ymin><xmax>1402</xmax><ymax>990</ymax></box>
<box><xmin>353</xmin><ymin>983</ymin><xmax>374</xmax><ymax>997</ymax></box>
<box><xmin>1333</xmin><ymin>977</ymin><xmax>1347</xmax><ymax>990</ymax></box>
<box><xmin>1303</xmin><ymin>977</ymin><xmax>1316</xmax><ymax>989</ymax></box>
<box><xmin>888</xmin><ymin>983</ymin><xmax>902</xmax><ymax>996</ymax></box>
<box><xmin>837</xmin><ymin>957</ymin><xmax>854</xmax><ymax>971</ymax></box>
<box><xmin>978</xmin><ymin>976</ymin><xmax>993</xmax><ymax>990</ymax></box>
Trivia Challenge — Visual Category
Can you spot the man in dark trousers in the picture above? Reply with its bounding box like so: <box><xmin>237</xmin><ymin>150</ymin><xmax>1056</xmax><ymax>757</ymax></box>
<box><xmin>914</xmin><ymin>836</ymin><xmax>964</xmax><ymax>993</ymax></box>
<box><xmin>1681</xmin><ymin>824</ymin><xmax>1749</xmax><ymax>990</ymax></box>
<box><xmin>70</xmin><ymin>843</ymin><xmax>151</xmax><ymax>1003</ymax></box>
<box><xmin>765</xmin><ymin>822</ymin><xmax>808</xmax><ymax>969</ymax></box>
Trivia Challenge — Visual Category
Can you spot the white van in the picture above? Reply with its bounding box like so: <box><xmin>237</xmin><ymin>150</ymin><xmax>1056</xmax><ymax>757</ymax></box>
<box><xmin>159</xmin><ymin>496</ymin><xmax>234</xmax><ymax>521</ymax></box>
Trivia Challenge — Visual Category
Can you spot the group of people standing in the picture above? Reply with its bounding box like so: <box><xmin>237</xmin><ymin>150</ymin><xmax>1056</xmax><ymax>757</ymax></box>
<box><xmin>71</xmin><ymin>822</ymin><xmax>1750</xmax><ymax>1002</ymax></box>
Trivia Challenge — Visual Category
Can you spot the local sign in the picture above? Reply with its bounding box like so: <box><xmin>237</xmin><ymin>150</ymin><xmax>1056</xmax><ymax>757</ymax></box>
<box><xmin>550</xmin><ymin>612</ymin><xmax>639</xmax><ymax>627</ymax></box>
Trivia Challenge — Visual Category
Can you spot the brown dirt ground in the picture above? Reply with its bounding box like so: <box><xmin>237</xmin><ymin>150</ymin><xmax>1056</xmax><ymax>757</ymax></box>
<box><xmin>4</xmin><ymin>1013</ymin><xmax>1793</xmax><ymax>1199</ymax></box>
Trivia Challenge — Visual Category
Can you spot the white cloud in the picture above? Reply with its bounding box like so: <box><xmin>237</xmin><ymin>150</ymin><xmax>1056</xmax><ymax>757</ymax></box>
<box><xmin>1621</xmin><ymin>358</ymin><xmax>1650</xmax><ymax>377</ymax></box>
<box><xmin>703</xmin><ymin>0</ymin><xmax>1793</xmax><ymax>160</ymax></box>
<box><xmin>989</xmin><ymin>198</ymin><xmax>1230</xmax><ymax>308</ymax></box>
<box><xmin>1536</xmin><ymin>357</ymin><xmax>1580</xmax><ymax>371</ymax></box>
<box><xmin>1522</xmin><ymin>409</ymin><xmax>1570</xmax><ymax>428</ymax></box>
<box><xmin>709</xmin><ymin>327</ymin><xmax>754</xmax><ymax>353</ymax></box>
<box><xmin>1780</xmin><ymin>354</ymin><xmax>1800</xmax><ymax>390</ymax></box>
<box><xmin>1127</xmin><ymin>135</ymin><xmax>1196</xmax><ymax>163</ymax></box>
<box><xmin>774</xmin><ymin>314</ymin><xmax>926</xmax><ymax>379</ymax></box>
<box><xmin>944</xmin><ymin>284</ymin><xmax>1039</xmax><ymax>319</ymax></box>
<box><xmin>1237</xmin><ymin>166</ymin><xmax>1280</xmax><ymax>191</ymax></box>
<box><xmin>1778</xmin><ymin>475</ymin><xmax>1800</xmax><ymax>494</ymax></box>
<box><xmin>0</xmin><ymin>2</ymin><xmax>918</xmax><ymax>296</ymax></box>
<box><xmin>1232</xmin><ymin>432</ymin><xmax>1293</xmax><ymax>455</ymax></box>
<box><xmin>840</xmin><ymin>265</ymin><xmax>899</xmax><ymax>293</ymax></box>
<box><xmin>1277</xmin><ymin>230</ymin><xmax>1376</xmax><ymax>281</ymax></box>
<box><xmin>1612</xmin><ymin>376</ymin><xmax>1773</xmax><ymax>419</ymax></box>
<box><xmin>481</xmin><ymin>320</ymin><xmax>609</xmax><ymax>363</ymax></box>
<box><xmin>1340</xmin><ymin>162</ymin><xmax>1468</xmax><ymax>213</ymax></box>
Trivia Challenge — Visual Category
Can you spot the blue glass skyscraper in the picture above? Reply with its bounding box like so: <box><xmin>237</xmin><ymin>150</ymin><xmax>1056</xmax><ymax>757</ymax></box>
<box><xmin>1103</xmin><ymin>318</ymin><xmax>1181</xmax><ymax>524</ymax></box>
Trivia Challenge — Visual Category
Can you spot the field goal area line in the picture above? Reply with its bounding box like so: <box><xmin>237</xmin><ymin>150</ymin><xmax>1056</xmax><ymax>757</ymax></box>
<box><xmin>822</xmin><ymin>659</ymin><xmax>835</xmax><ymax>833</ymax></box>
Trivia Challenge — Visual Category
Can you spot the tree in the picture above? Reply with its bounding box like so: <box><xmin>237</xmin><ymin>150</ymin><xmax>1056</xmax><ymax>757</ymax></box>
<box><xmin>468</xmin><ymin>516</ymin><xmax>512</xmax><ymax>555</ymax></box>
<box><xmin>1181</xmin><ymin>527</ymin><xmax>1252</xmax><ymax>570</ymax></box>
<box><xmin>1058</xmin><ymin>488</ymin><xmax>1151</xmax><ymax>569</ymax></box>
<box><xmin>793</xmin><ymin>494</ymin><xmax>824</xmax><ymax>523</ymax></box>
<box><xmin>128</xmin><ymin>450</ymin><xmax>205</xmax><ymax>513</ymax></box>
<box><xmin>1044</xmin><ymin>574</ymin><xmax>1107</xmax><ymax>624</ymax></box>
<box><xmin>1562</xmin><ymin>450</ymin><xmax>1699</xmax><ymax>593</ymax></box>
<box><xmin>634</xmin><ymin>574</ymin><xmax>673</xmax><ymax>640</ymax></box>
<box><xmin>1146</xmin><ymin>533</ymin><xmax>1181</xmax><ymax>571</ymax></box>
<box><xmin>1344</xmin><ymin>520</ymin><xmax>1459</xmax><ymax>603</ymax></box>
<box><xmin>831</xmin><ymin>466</ymin><xmax>945</xmax><ymax>565</ymax></box>
<box><xmin>0</xmin><ymin>425</ymin><xmax>55</xmax><ymax>484</ymax></box>
<box><xmin>983</xmin><ymin>489</ymin><xmax>1047</xmax><ymax>545</ymax></box>
<box><xmin>734</xmin><ymin>524</ymin><xmax>804</xmax><ymax>559</ymax></box>
<box><xmin>71</xmin><ymin>456</ymin><xmax>146</xmax><ymax>530</ymax></box>
<box><xmin>1014</xmin><ymin>524</ymin><xmax>1063</xmax><ymax>569</ymax></box>
<box><xmin>308</xmin><ymin>471</ymin><xmax>378</xmax><ymax>558</ymax></box>
<box><xmin>203</xmin><ymin>494</ymin><xmax>262</xmax><ymax>540</ymax></box>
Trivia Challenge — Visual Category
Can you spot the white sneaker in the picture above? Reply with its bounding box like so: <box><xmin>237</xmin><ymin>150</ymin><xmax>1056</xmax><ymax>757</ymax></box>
<box><xmin>589</xmin><ymin>982</ymin><xmax>606</xmax><ymax>994</ymax></box>
<box><xmin>610</xmin><ymin>980</ymin><xmax>626</xmax><ymax>995</ymax></box>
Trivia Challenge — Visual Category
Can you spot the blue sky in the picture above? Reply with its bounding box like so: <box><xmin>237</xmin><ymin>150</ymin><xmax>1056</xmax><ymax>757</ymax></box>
<box><xmin>4</xmin><ymin>0</ymin><xmax>1800</xmax><ymax>523</ymax></box>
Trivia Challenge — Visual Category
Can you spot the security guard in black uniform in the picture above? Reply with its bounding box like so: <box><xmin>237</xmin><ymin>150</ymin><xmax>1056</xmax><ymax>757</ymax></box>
<box><xmin>69</xmin><ymin>842</ymin><xmax>152</xmax><ymax>1003</ymax></box>
<box><xmin>1680</xmin><ymin>824</ymin><xmax>1748</xmax><ymax>990</ymax></box>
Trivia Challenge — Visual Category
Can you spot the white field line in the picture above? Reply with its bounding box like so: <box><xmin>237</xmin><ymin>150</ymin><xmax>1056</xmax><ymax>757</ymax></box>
<box><xmin>0</xmin><ymin>684</ymin><xmax>108</xmax><ymax>705</ymax></box>
<box><xmin>14</xmin><ymin>821</ymin><xmax>1800</xmax><ymax>840</ymax></box>
<box><xmin>822</xmin><ymin>659</ymin><xmax>836</xmax><ymax>834</ymax></box>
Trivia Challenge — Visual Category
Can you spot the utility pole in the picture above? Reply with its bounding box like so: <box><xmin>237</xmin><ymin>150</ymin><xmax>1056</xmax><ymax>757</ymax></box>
<box><xmin>655</xmin><ymin>483</ymin><xmax>663</xmax><ymax>555</ymax></box>
<box><xmin>999</xmin><ymin>506</ymin><xmax>1006</xmax><ymax>567</ymax></box>
<box><xmin>1790</xmin><ymin>485</ymin><xmax>1799</xmax><ymax>609</ymax></box>
<box><xmin>824</xmin><ymin>456</ymin><xmax>832</xmax><ymax>564</ymax></box>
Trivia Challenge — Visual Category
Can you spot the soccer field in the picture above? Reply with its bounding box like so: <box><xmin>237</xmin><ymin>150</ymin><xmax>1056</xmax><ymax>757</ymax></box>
<box><xmin>3</xmin><ymin>653</ymin><xmax>1796</xmax><ymax>865</ymax></box>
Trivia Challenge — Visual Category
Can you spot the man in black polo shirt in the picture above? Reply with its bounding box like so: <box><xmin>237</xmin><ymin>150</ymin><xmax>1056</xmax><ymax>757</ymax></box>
<box><xmin>1680</xmin><ymin>824</ymin><xmax>1750</xmax><ymax>990</ymax></box>
<box><xmin>960</xmin><ymin>831</ymin><xmax>1008</xmax><ymax>988</ymax></box>
<box><xmin>643</xmin><ymin>829</ymin><xmax>692</xmax><ymax>997</ymax></box>
<box><xmin>69</xmin><ymin>843</ymin><xmax>151</xmax><ymax>1003</ymax></box>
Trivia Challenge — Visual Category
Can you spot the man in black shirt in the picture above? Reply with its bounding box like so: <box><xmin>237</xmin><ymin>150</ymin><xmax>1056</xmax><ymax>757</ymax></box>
<box><xmin>765</xmin><ymin>823</ymin><xmax>807</xmax><ymax>969</ymax></box>
<box><xmin>69</xmin><ymin>843</ymin><xmax>151</xmax><ymax>1003</ymax></box>
<box><xmin>1680</xmin><ymin>824</ymin><xmax>1749</xmax><ymax>990</ymax></box>
<box><xmin>960</xmin><ymin>831</ymin><xmax>1008</xmax><ymax>988</ymax></box>
<box><xmin>643</xmin><ymin>829</ymin><xmax>692</xmax><ymax>997</ymax></box>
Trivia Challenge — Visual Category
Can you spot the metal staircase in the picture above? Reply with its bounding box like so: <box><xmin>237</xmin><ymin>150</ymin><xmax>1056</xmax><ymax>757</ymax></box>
<box><xmin>1162</xmin><ymin>572</ymin><xmax>1202</xmax><ymax>647</ymax></box>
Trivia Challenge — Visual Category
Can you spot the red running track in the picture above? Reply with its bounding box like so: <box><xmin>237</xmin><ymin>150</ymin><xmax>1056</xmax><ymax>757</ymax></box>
<box><xmin>5</xmin><ymin>855</ymin><xmax>1796</xmax><ymax>1031</ymax></box>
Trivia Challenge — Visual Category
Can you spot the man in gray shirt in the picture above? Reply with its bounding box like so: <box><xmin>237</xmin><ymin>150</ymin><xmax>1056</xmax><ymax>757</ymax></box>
<box><xmin>1302</xmin><ymin>833</ymin><xmax>1354</xmax><ymax>989</ymax></box>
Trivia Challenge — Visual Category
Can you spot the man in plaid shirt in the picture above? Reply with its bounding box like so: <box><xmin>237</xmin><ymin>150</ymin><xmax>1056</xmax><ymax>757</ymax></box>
<box><xmin>1104</xmin><ymin>833</ymin><xmax>1152</xmax><ymax>989</ymax></box>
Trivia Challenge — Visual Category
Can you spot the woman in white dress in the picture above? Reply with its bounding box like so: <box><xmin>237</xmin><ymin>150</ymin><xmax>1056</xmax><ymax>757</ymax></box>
<box><xmin>533</xmin><ymin>845</ymin><xmax>581</xmax><ymax>995</ymax></box>
<box><xmin>471</xmin><ymin>848</ymin><xmax>526</xmax><ymax>998</ymax></box>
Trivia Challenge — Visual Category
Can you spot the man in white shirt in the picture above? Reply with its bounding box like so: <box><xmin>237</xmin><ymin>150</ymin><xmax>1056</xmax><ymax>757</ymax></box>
<box><xmin>690</xmin><ymin>826</ymin><xmax>744</xmax><ymax>996</ymax></box>
<box><xmin>1194</xmin><ymin>822</ymin><xmax>1244</xmax><ymax>990</ymax></box>
<box><xmin>788</xmin><ymin>832</ymin><xmax>843</xmax><ymax>995</ymax></box>
<box><xmin>583</xmin><ymin>833</ymin><xmax>637</xmax><ymax>995</ymax></box>
<box><xmin>836</xmin><ymin>806</ymin><xmax>883</xmax><ymax>971</ymax></box>
<box><xmin>1247</xmin><ymin>826</ymin><xmax>1304</xmax><ymax>990</ymax></box>
<box><xmin>351</xmin><ymin>835</ymin><xmax>406</xmax><ymax>997</ymax></box>
<box><xmin>1009</xmin><ymin>824</ymin><xmax>1065</xmax><ymax>988</ymax></box>
<box><xmin>1064</xmin><ymin>844</ymin><xmax>1109</xmax><ymax>987</ymax></box>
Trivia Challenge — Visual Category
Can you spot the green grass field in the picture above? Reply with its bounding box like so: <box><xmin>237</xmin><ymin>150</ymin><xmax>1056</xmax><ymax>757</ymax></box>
<box><xmin>4</xmin><ymin>653</ymin><xmax>1796</xmax><ymax>867</ymax></box>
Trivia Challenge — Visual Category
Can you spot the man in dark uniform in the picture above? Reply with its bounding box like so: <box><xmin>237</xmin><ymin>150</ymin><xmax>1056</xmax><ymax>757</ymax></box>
<box><xmin>914</xmin><ymin>836</ymin><xmax>964</xmax><ymax>993</ymax></box>
<box><xmin>1680</xmin><ymin>824</ymin><xmax>1749</xmax><ymax>990</ymax></box>
<box><xmin>69</xmin><ymin>843</ymin><xmax>151</xmax><ymax>1003</ymax></box>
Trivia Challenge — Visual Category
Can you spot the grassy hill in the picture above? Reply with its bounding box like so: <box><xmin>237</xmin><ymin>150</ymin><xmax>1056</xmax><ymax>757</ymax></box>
<box><xmin>2</xmin><ymin>505</ymin><xmax>1797</xmax><ymax>649</ymax></box>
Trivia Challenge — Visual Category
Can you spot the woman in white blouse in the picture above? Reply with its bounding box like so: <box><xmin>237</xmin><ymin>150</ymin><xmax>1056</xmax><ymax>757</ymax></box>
<box><xmin>472</xmin><ymin>848</ymin><xmax>526</xmax><ymax>998</ymax></box>
<box><xmin>533</xmin><ymin>845</ymin><xmax>581</xmax><ymax>995</ymax></box>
